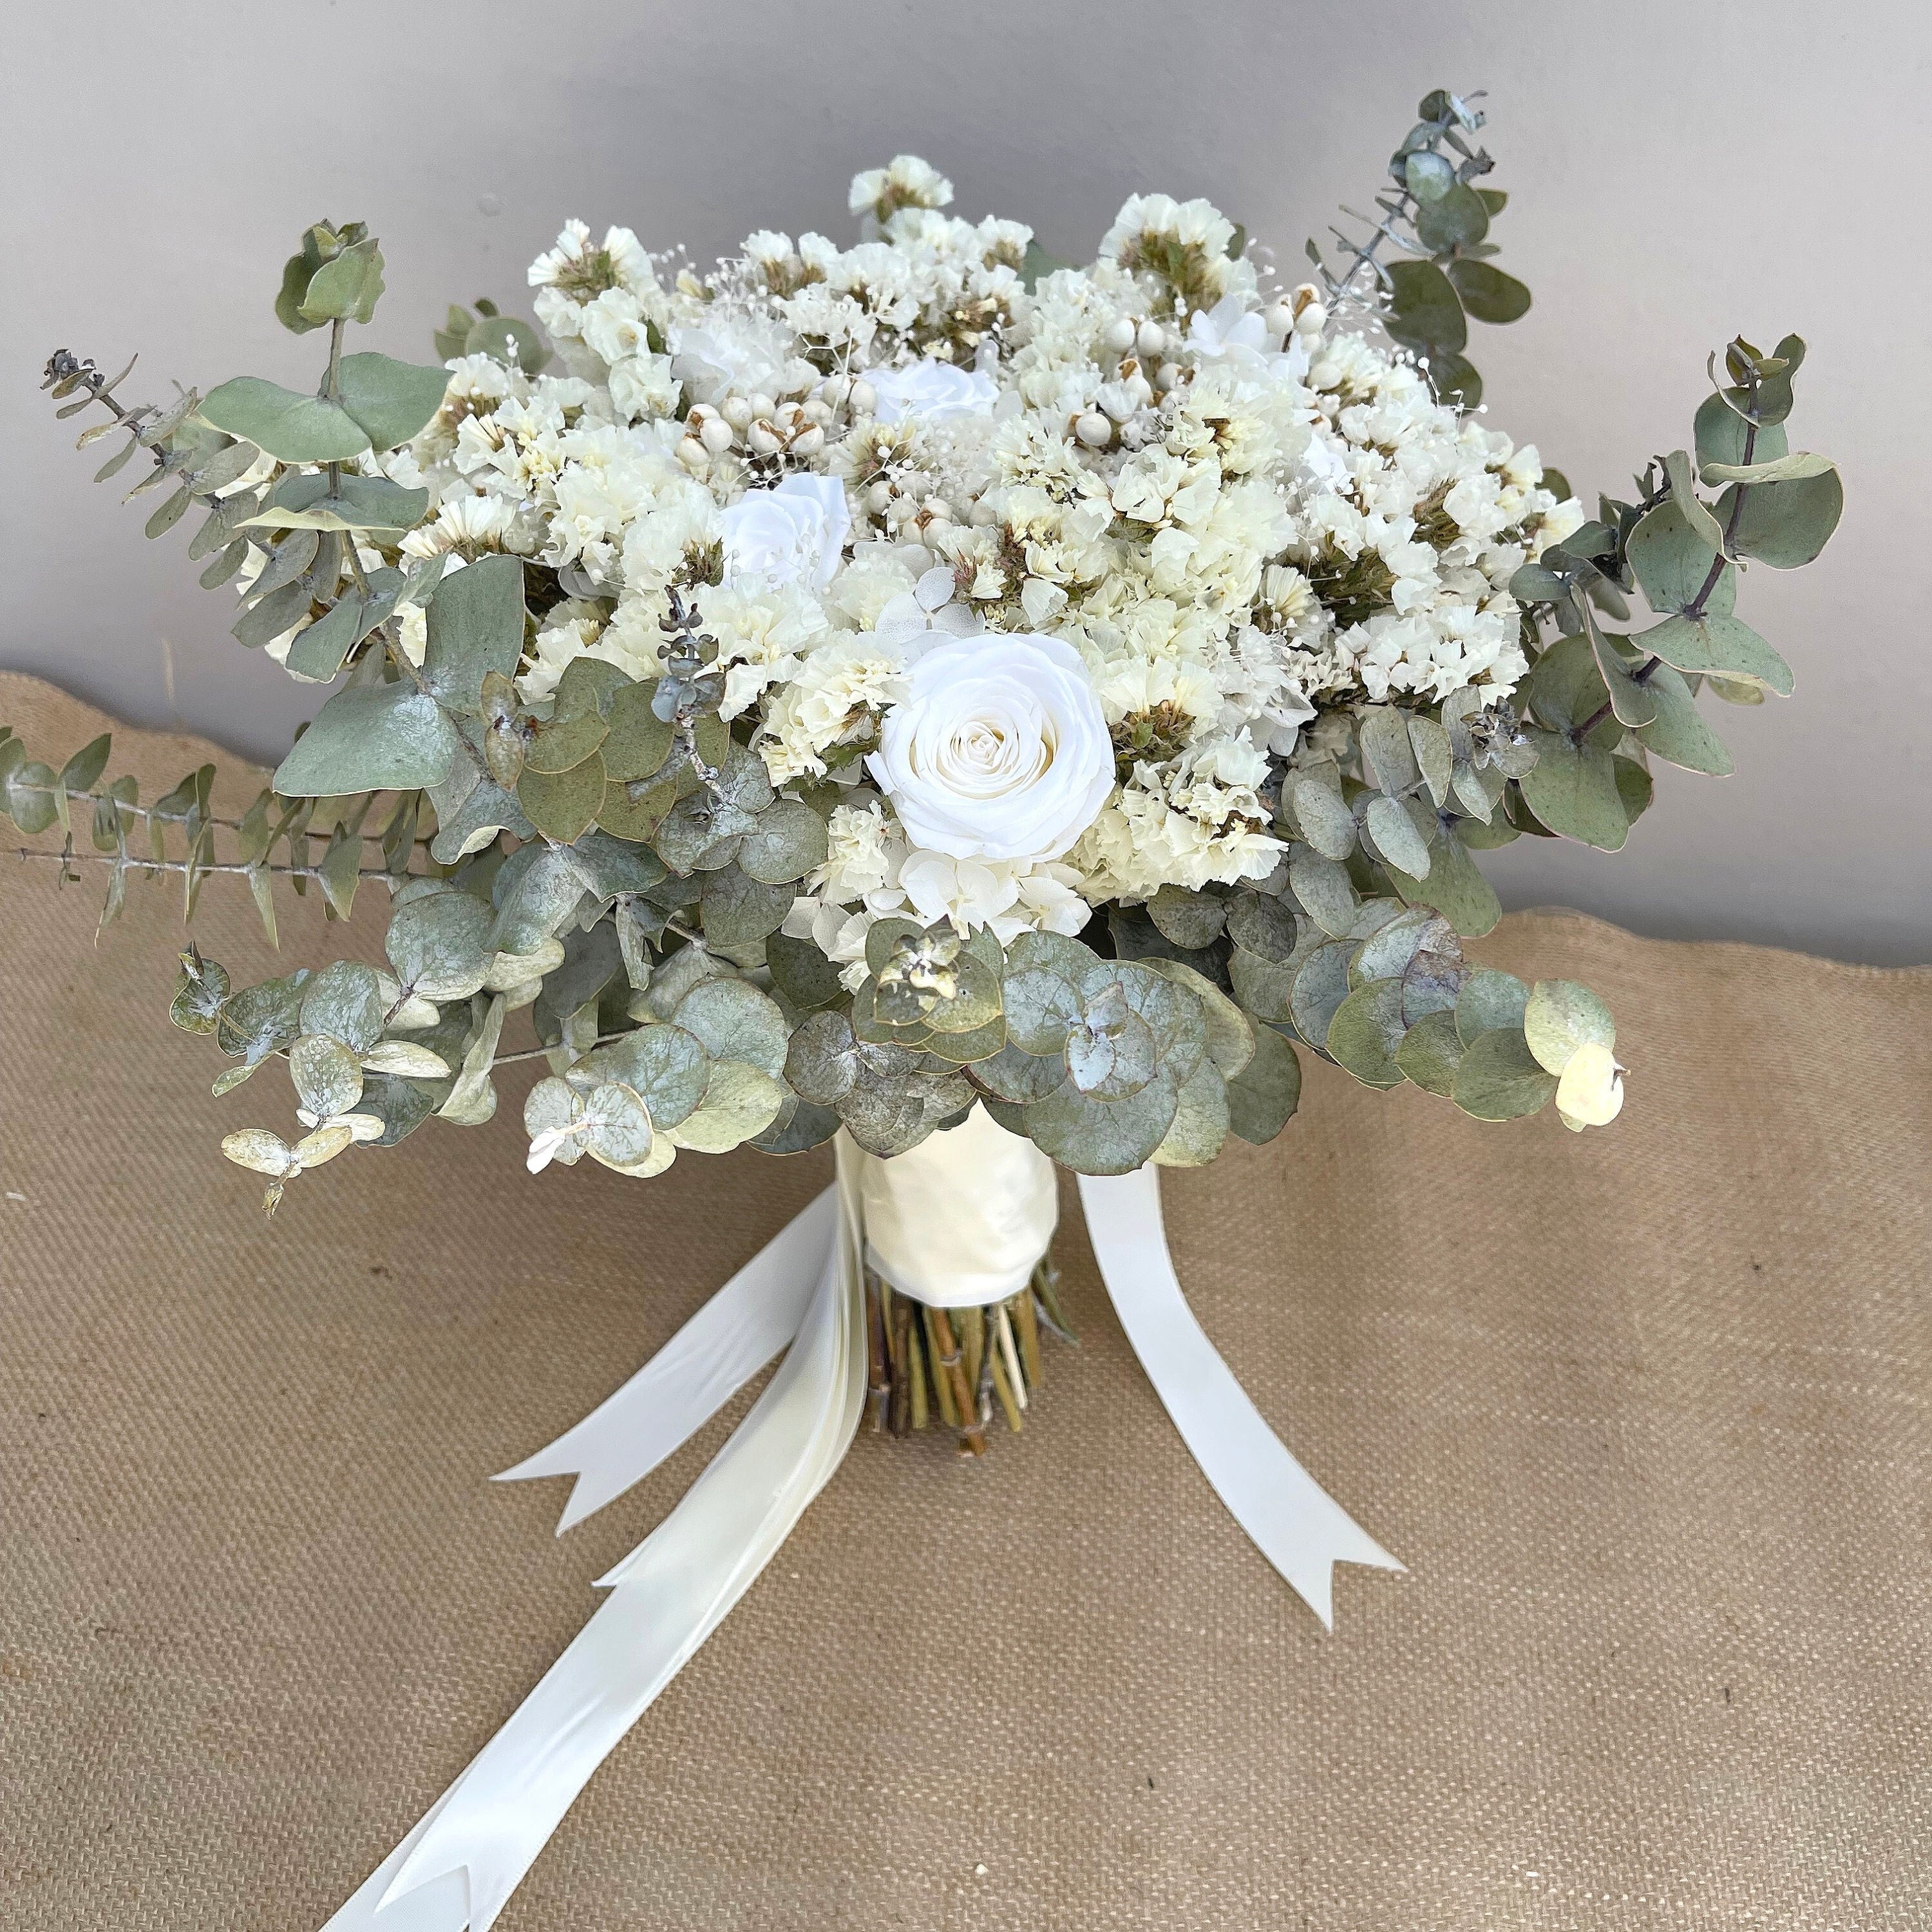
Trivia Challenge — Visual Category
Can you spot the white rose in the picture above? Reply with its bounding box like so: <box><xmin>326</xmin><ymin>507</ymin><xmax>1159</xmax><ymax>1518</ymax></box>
<box><xmin>868</xmin><ymin>632</ymin><xmax>1115</xmax><ymax>863</ymax></box>
<box><xmin>719</xmin><ymin>473</ymin><xmax>851</xmax><ymax>590</ymax></box>
<box><xmin>866</xmin><ymin>358</ymin><xmax>999</xmax><ymax>425</ymax></box>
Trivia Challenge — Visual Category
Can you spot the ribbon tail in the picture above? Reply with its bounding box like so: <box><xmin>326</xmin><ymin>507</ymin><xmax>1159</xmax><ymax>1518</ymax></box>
<box><xmin>1077</xmin><ymin>1168</ymin><xmax>1402</xmax><ymax>1631</ymax></box>
<box><xmin>321</xmin><ymin>1176</ymin><xmax>867</xmax><ymax>1932</ymax></box>
<box><xmin>495</xmin><ymin>1186</ymin><xmax>836</xmax><ymax>1533</ymax></box>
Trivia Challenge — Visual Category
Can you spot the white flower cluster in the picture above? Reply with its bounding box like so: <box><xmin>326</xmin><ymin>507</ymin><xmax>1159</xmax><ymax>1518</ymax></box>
<box><xmin>396</xmin><ymin>158</ymin><xmax>1581</xmax><ymax>969</ymax></box>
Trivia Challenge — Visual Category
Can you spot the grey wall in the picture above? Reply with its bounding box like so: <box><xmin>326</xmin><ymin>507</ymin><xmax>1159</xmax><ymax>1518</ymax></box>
<box><xmin>5</xmin><ymin>1</ymin><xmax>1926</xmax><ymax>961</ymax></box>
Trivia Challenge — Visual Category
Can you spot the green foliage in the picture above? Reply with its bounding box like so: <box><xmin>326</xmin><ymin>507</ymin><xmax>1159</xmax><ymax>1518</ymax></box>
<box><xmin>1310</xmin><ymin>89</ymin><xmax>1530</xmax><ymax>408</ymax></box>
<box><xmin>1508</xmin><ymin>329</ymin><xmax>1841</xmax><ymax>842</ymax></box>
<box><xmin>433</xmin><ymin>298</ymin><xmax>554</xmax><ymax>375</ymax></box>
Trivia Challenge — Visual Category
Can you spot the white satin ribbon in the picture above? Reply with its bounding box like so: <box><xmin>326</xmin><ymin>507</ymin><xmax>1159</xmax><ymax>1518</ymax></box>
<box><xmin>317</xmin><ymin>1140</ymin><xmax>1397</xmax><ymax>1930</ymax></box>
<box><xmin>845</xmin><ymin>1105</ymin><xmax>1059</xmax><ymax>1307</ymax></box>
<box><xmin>1077</xmin><ymin>1169</ymin><xmax>1403</xmax><ymax>1629</ymax></box>
<box><xmin>321</xmin><ymin>1169</ymin><xmax>863</xmax><ymax>1931</ymax></box>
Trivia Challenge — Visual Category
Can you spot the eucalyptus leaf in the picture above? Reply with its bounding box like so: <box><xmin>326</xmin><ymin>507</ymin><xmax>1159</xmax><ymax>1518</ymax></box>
<box><xmin>1631</xmin><ymin>663</ymin><xmax>1734</xmax><ymax>777</ymax></box>
<box><xmin>299</xmin><ymin>958</ymin><xmax>385</xmax><ymax>1052</ymax></box>
<box><xmin>1455</xmin><ymin>968</ymin><xmax>1529</xmax><ymax>1046</ymax></box>
<box><xmin>1445</xmin><ymin>258</ymin><xmax>1530</xmax><ymax>323</ymax></box>
<box><xmin>423</xmin><ymin>554</ymin><xmax>527</xmax><ymax>715</ymax></box>
<box><xmin>1451</xmin><ymin>1026</ymin><xmax>1558</xmax><ymax>1121</ymax></box>
<box><xmin>1517</xmin><ymin>731</ymin><xmax>1628</xmax><ymax>851</ymax></box>
<box><xmin>1289</xmin><ymin>940</ymin><xmax>1354</xmax><ymax>1052</ymax></box>
<box><xmin>700</xmin><ymin>864</ymin><xmax>793</xmax><ymax>949</ymax></box>
<box><xmin>1288</xmin><ymin>777</ymin><xmax>1356</xmax><ymax>861</ymax></box>
<box><xmin>1224</xmin><ymin>1021</ymin><xmax>1300</xmax><ymax>1144</ymax></box>
<box><xmin>1289</xmin><ymin>846</ymin><xmax>1358</xmax><ymax>938</ymax></box>
<box><xmin>667</xmin><ymin>1060</ymin><xmax>786</xmax><ymax>1153</ymax></box>
<box><xmin>1522</xmin><ymin>979</ymin><xmax>1616</xmax><ymax>1077</ymax></box>
<box><xmin>1024</xmin><ymin>1070</ymin><xmax>1179</xmax><ymax>1175</ymax></box>
<box><xmin>200</xmin><ymin>377</ymin><xmax>370</xmax><ymax>463</ymax></box>
<box><xmin>1394</xmin><ymin>1007</ymin><xmax>1464</xmax><ymax>1096</ymax></box>
<box><xmin>335</xmin><ymin>352</ymin><xmax>452</xmax><ymax>451</ymax></box>
<box><xmin>274</xmin><ymin>684</ymin><xmax>459</xmax><ymax>797</ymax></box>
<box><xmin>673</xmin><ymin>977</ymin><xmax>791</xmax><ymax>1081</ymax></box>
<box><xmin>386</xmin><ymin>889</ymin><xmax>494</xmax><ymax>1001</ymax></box>
<box><xmin>1150</xmin><ymin>1058</ymin><xmax>1231</xmax><ymax>1167</ymax></box>
<box><xmin>1325</xmin><ymin>980</ymin><xmax>1408</xmax><ymax>1089</ymax></box>
<box><xmin>1636</xmin><ymin>613</ymin><xmax>1793</xmax><ymax>696</ymax></box>
<box><xmin>1716</xmin><ymin>469</ymin><xmax>1844</xmax><ymax>569</ymax></box>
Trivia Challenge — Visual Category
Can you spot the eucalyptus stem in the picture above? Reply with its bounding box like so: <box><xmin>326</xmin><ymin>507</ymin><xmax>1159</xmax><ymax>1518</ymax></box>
<box><xmin>1568</xmin><ymin>401</ymin><xmax>1762</xmax><ymax>746</ymax></box>
<box><xmin>12</xmin><ymin>844</ymin><xmax>407</xmax><ymax>885</ymax></box>
<box><xmin>8</xmin><ymin>781</ymin><xmax>431</xmax><ymax>849</ymax></box>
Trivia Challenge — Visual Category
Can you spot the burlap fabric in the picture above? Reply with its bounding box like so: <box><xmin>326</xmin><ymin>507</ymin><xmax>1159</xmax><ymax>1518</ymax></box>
<box><xmin>3</xmin><ymin>670</ymin><xmax>1927</xmax><ymax>1930</ymax></box>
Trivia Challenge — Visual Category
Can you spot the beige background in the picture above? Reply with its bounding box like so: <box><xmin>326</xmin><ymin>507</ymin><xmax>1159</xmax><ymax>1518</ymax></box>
<box><xmin>4</xmin><ymin>1</ymin><xmax>1926</xmax><ymax>961</ymax></box>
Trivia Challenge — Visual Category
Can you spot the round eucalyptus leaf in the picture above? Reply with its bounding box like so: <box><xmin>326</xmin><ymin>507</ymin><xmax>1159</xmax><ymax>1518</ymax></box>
<box><xmin>1522</xmin><ymin>979</ymin><xmax>1616</xmax><ymax>1075</ymax></box>
<box><xmin>1146</xmin><ymin>886</ymin><xmax>1227</xmax><ymax>951</ymax></box>
<box><xmin>737</xmin><ymin>799</ymin><xmax>829</xmax><ymax>885</ymax></box>
<box><xmin>1136</xmin><ymin>956</ymin><xmax>1255</xmax><ymax>1079</ymax></box>
<box><xmin>581</xmin><ymin>1081</ymin><xmax>656</xmax><ymax>1172</ymax></box>
<box><xmin>1150</xmin><ymin>1058</ymin><xmax>1230</xmax><ymax>1168</ymax></box>
<box><xmin>1450</xmin><ymin>1027</ymin><xmax>1557</xmax><ymax>1121</ymax></box>
<box><xmin>1455</xmin><ymin>968</ymin><xmax>1530</xmax><ymax>1046</ymax></box>
<box><xmin>752</xmin><ymin>1098</ymin><xmax>840</xmax><ymax>1155</ymax></box>
<box><xmin>215</xmin><ymin>970</ymin><xmax>314</xmax><ymax>1065</ymax></box>
<box><xmin>1384</xmin><ymin>259</ymin><xmax>1466</xmax><ymax>354</ymax></box>
<box><xmin>300</xmin><ymin>959</ymin><xmax>386</xmax><ymax>1054</ymax></box>
<box><xmin>386</xmin><ymin>891</ymin><xmax>493</xmax><ymax>1002</ymax></box>
<box><xmin>1227</xmin><ymin>945</ymin><xmax>1296</xmax><ymax>1024</ymax></box>
<box><xmin>1363</xmin><ymin>793</ymin><xmax>1432</xmax><ymax>878</ymax></box>
<box><xmin>974</xmin><ymin>1040</ymin><xmax>1069</xmax><ymax>1104</ymax></box>
<box><xmin>1066</xmin><ymin>996</ymin><xmax>1159</xmax><ymax>1100</ymax></box>
<box><xmin>673</xmin><ymin>976</ymin><xmax>790</xmax><ymax>1081</ymax></box>
<box><xmin>699</xmin><ymin>865</ymin><xmax>793</xmax><ymax>949</ymax></box>
<box><xmin>1224</xmin><ymin>1021</ymin><xmax>1301</xmax><ymax>1145</ymax></box>
<box><xmin>483</xmin><ymin>936</ymin><xmax>566</xmax><ymax>992</ymax></box>
<box><xmin>1225</xmin><ymin>889</ymin><xmax>1300</xmax><ymax>962</ymax></box>
<box><xmin>784</xmin><ymin>1009</ymin><xmax>864</xmax><ymax>1106</ymax></box>
<box><xmin>1446</xmin><ymin>258</ymin><xmax>1531</xmax><ymax>324</ymax></box>
<box><xmin>1289</xmin><ymin>847</ymin><xmax>1358</xmax><ymax>938</ymax></box>
<box><xmin>1289</xmin><ymin>941</ymin><xmax>1354</xmax><ymax>1052</ymax></box>
<box><xmin>524</xmin><ymin>1075</ymin><xmax>587</xmax><ymax>1170</ymax></box>
<box><xmin>222</xmin><ymin>1129</ymin><xmax>298</xmax><ymax>1178</ymax></box>
<box><xmin>1003</xmin><ymin>962</ymin><xmax>1084</xmax><ymax>1056</ymax></box>
<box><xmin>1555</xmin><ymin>1041</ymin><xmax>1625</xmax><ymax>1126</ymax></box>
<box><xmin>766</xmin><ymin>931</ymin><xmax>848</xmax><ymax>1012</ymax></box>
<box><xmin>289</xmin><ymin>1034</ymin><xmax>365</xmax><ymax>1120</ymax></box>
<box><xmin>1414</xmin><ymin>180</ymin><xmax>1490</xmax><ymax>251</ymax></box>
<box><xmin>667</xmin><ymin>1060</ymin><xmax>786</xmax><ymax>1152</ymax></box>
<box><xmin>1024</xmin><ymin>1068</ymin><xmax>1180</xmax><ymax>1175</ymax></box>
<box><xmin>517</xmin><ymin>752</ymin><xmax>607</xmax><ymax>844</ymax></box>
<box><xmin>1717</xmin><ymin>468</ymin><xmax>1843</xmax><ymax>569</ymax></box>
<box><xmin>1394</xmin><ymin>1007</ymin><xmax>1464</xmax><ymax>1097</ymax></box>
<box><xmin>1349</xmin><ymin>904</ymin><xmax>1438</xmax><ymax>989</ymax></box>
<box><xmin>359</xmin><ymin>1040</ymin><xmax>453</xmax><ymax>1080</ymax></box>
<box><xmin>1288</xmin><ymin>777</ymin><xmax>1357</xmax><ymax>862</ymax></box>
<box><xmin>1324</xmin><ymin>981</ymin><xmax>1408</xmax><ymax>1089</ymax></box>
<box><xmin>576</xmin><ymin>1023</ymin><xmax>713</xmax><ymax>1130</ymax></box>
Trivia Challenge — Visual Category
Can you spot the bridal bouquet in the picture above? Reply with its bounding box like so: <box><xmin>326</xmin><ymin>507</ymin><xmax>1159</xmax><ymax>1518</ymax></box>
<box><xmin>16</xmin><ymin>91</ymin><xmax>1841</xmax><ymax>1929</ymax></box>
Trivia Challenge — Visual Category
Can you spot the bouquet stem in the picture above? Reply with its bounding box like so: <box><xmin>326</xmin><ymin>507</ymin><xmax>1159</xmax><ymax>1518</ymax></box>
<box><xmin>862</xmin><ymin>1256</ymin><xmax>1068</xmax><ymax>1457</ymax></box>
